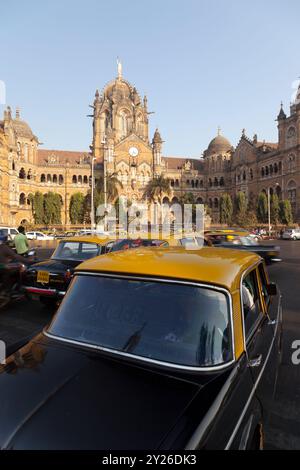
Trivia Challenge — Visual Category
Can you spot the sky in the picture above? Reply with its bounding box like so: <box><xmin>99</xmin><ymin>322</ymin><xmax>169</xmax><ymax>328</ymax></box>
<box><xmin>0</xmin><ymin>0</ymin><xmax>300</xmax><ymax>158</ymax></box>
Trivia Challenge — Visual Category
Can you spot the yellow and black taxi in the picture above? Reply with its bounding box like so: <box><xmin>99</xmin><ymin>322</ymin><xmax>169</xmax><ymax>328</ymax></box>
<box><xmin>23</xmin><ymin>235</ymin><xmax>112</xmax><ymax>305</ymax></box>
<box><xmin>2</xmin><ymin>247</ymin><xmax>282</xmax><ymax>449</ymax></box>
<box><xmin>206</xmin><ymin>231</ymin><xmax>281</xmax><ymax>264</ymax></box>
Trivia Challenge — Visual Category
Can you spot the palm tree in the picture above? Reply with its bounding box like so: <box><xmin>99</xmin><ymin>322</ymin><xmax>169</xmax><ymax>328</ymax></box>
<box><xmin>143</xmin><ymin>175</ymin><xmax>172</xmax><ymax>204</ymax></box>
<box><xmin>96</xmin><ymin>173</ymin><xmax>123</xmax><ymax>203</ymax></box>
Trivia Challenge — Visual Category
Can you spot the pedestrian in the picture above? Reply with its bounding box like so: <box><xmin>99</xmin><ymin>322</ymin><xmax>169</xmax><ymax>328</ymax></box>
<box><xmin>14</xmin><ymin>225</ymin><xmax>29</xmax><ymax>256</ymax></box>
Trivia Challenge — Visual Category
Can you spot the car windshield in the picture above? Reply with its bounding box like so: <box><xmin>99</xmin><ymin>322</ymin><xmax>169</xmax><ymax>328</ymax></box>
<box><xmin>52</xmin><ymin>241</ymin><xmax>102</xmax><ymax>261</ymax></box>
<box><xmin>48</xmin><ymin>276</ymin><xmax>232</xmax><ymax>368</ymax></box>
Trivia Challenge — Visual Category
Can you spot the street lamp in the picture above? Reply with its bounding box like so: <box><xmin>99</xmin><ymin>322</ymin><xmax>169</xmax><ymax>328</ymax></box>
<box><xmin>90</xmin><ymin>156</ymin><xmax>96</xmax><ymax>232</ymax></box>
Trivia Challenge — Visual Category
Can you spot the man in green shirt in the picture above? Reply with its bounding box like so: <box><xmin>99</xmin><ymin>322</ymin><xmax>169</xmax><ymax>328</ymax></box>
<box><xmin>14</xmin><ymin>226</ymin><xmax>29</xmax><ymax>255</ymax></box>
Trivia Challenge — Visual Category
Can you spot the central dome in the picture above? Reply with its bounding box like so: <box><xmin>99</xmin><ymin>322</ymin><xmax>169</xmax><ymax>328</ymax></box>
<box><xmin>206</xmin><ymin>133</ymin><xmax>232</xmax><ymax>157</ymax></box>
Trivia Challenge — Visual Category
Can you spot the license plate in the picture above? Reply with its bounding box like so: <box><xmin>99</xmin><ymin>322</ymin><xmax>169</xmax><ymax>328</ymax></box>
<box><xmin>37</xmin><ymin>271</ymin><xmax>50</xmax><ymax>284</ymax></box>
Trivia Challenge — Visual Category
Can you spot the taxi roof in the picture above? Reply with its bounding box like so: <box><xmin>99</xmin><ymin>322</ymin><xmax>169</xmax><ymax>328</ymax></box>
<box><xmin>58</xmin><ymin>235</ymin><xmax>113</xmax><ymax>245</ymax></box>
<box><xmin>76</xmin><ymin>247</ymin><xmax>261</xmax><ymax>291</ymax></box>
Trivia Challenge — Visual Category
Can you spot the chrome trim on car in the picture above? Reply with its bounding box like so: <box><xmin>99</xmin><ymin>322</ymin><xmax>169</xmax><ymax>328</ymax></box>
<box><xmin>44</xmin><ymin>271</ymin><xmax>236</xmax><ymax>372</ymax></box>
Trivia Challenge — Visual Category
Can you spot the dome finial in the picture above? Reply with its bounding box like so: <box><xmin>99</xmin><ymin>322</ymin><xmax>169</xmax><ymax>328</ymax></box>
<box><xmin>16</xmin><ymin>107</ymin><xmax>20</xmax><ymax>119</ymax></box>
<box><xmin>217</xmin><ymin>126</ymin><xmax>221</xmax><ymax>136</ymax></box>
<box><xmin>117</xmin><ymin>57</ymin><xmax>122</xmax><ymax>79</ymax></box>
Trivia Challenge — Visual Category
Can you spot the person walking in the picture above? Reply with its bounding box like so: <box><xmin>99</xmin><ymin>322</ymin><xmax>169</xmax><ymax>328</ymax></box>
<box><xmin>14</xmin><ymin>226</ymin><xmax>29</xmax><ymax>256</ymax></box>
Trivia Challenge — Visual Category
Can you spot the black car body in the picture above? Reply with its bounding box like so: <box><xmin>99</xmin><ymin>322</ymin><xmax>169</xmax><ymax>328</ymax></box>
<box><xmin>23</xmin><ymin>236</ymin><xmax>112</xmax><ymax>303</ymax></box>
<box><xmin>1</xmin><ymin>247</ymin><xmax>282</xmax><ymax>450</ymax></box>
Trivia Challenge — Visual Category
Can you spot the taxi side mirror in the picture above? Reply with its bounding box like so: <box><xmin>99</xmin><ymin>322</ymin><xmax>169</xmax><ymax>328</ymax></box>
<box><xmin>267</xmin><ymin>283</ymin><xmax>277</xmax><ymax>296</ymax></box>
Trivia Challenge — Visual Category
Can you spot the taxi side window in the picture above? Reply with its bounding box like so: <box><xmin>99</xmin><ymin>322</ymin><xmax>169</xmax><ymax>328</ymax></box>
<box><xmin>242</xmin><ymin>269</ymin><xmax>264</xmax><ymax>340</ymax></box>
<box><xmin>258</xmin><ymin>263</ymin><xmax>270</xmax><ymax>309</ymax></box>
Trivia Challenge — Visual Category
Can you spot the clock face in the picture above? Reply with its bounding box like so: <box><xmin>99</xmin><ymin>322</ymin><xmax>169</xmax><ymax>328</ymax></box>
<box><xmin>129</xmin><ymin>146</ymin><xmax>139</xmax><ymax>157</ymax></box>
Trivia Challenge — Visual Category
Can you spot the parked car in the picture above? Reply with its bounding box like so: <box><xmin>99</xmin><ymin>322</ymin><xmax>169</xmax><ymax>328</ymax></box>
<box><xmin>3</xmin><ymin>247</ymin><xmax>282</xmax><ymax>449</ymax></box>
<box><xmin>0</xmin><ymin>227</ymin><xmax>19</xmax><ymax>241</ymax></box>
<box><xmin>26</xmin><ymin>231</ymin><xmax>54</xmax><ymax>241</ymax></box>
<box><xmin>23</xmin><ymin>236</ymin><xmax>113</xmax><ymax>305</ymax></box>
<box><xmin>206</xmin><ymin>231</ymin><xmax>281</xmax><ymax>264</ymax></box>
<box><xmin>282</xmin><ymin>228</ymin><xmax>300</xmax><ymax>240</ymax></box>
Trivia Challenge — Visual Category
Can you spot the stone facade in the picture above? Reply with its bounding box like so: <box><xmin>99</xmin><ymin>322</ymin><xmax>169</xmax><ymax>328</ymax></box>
<box><xmin>0</xmin><ymin>69</ymin><xmax>299</xmax><ymax>226</ymax></box>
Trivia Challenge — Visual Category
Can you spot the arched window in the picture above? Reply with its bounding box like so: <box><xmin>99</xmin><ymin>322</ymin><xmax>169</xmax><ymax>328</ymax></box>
<box><xmin>19</xmin><ymin>193</ymin><xmax>26</xmax><ymax>205</ymax></box>
<box><xmin>276</xmin><ymin>185</ymin><xmax>282</xmax><ymax>198</ymax></box>
<box><xmin>287</xmin><ymin>180</ymin><xmax>297</xmax><ymax>203</ymax></box>
<box><xmin>170</xmin><ymin>180</ymin><xmax>174</xmax><ymax>187</ymax></box>
<box><xmin>53</xmin><ymin>174</ymin><xmax>58</xmax><ymax>184</ymax></box>
<box><xmin>209</xmin><ymin>198</ymin><xmax>213</xmax><ymax>208</ymax></box>
<box><xmin>27</xmin><ymin>169</ymin><xmax>32</xmax><ymax>180</ymax></box>
<box><xmin>214</xmin><ymin>177</ymin><xmax>218</xmax><ymax>187</ymax></box>
<box><xmin>41</xmin><ymin>174</ymin><xmax>46</xmax><ymax>183</ymax></box>
<box><xmin>12</xmin><ymin>161</ymin><xmax>15</xmax><ymax>171</ymax></box>
<box><xmin>209</xmin><ymin>178</ymin><xmax>212</xmax><ymax>188</ymax></box>
<box><xmin>191</xmin><ymin>180</ymin><xmax>195</xmax><ymax>188</ymax></box>
<box><xmin>47</xmin><ymin>174</ymin><xmax>52</xmax><ymax>183</ymax></box>
<box><xmin>195</xmin><ymin>180</ymin><xmax>199</xmax><ymax>188</ymax></box>
<box><xmin>19</xmin><ymin>168</ymin><xmax>26</xmax><ymax>179</ymax></box>
<box><xmin>175</xmin><ymin>179</ymin><xmax>179</xmax><ymax>187</ymax></box>
<box><xmin>83</xmin><ymin>175</ymin><xmax>88</xmax><ymax>185</ymax></box>
<box><xmin>250</xmin><ymin>169</ymin><xmax>253</xmax><ymax>180</ymax></box>
<box><xmin>214</xmin><ymin>198</ymin><xmax>219</xmax><ymax>208</ymax></box>
<box><xmin>265</xmin><ymin>166</ymin><xmax>269</xmax><ymax>176</ymax></box>
<box><xmin>270</xmin><ymin>165</ymin><xmax>273</xmax><ymax>175</ymax></box>
<box><xmin>196</xmin><ymin>197</ymin><xmax>203</xmax><ymax>204</ymax></box>
<box><xmin>243</xmin><ymin>171</ymin><xmax>246</xmax><ymax>181</ymax></box>
<box><xmin>72</xmin><ymin>175</ymin><xmax>77</xmax><ymax>184</ymax></box>
<box><xmin>59</xmin><ymin>175</ymin><xmax>64</xmax><ymax>185</ymax></box>
<box><xmin>261</xmin><ymin>167</ymin><xmax>265</xmax><ymax>178</ymax></box>
<box><xmin>78</xmin><ymin>175</ymin><xmax>82</xmax><ymax>184</ymax></box>
<box><xmin>220</xmin><ymin>177</ymin><xmax>224</xmax><ymax>186</ymax></box>
<box><xmin>278</xmin><ymin>161</ymin><xmax>282</xmax><ymax>172</ymax></box>
<box><xmin>274</xmin><ymin>163</ymin><xmax>278</xmax><ymax>174</ymax></box>
<box><xmin>200</xmin><ymin>180</ymin><xmax>203</xmax><ymax>188</ymax></box>
<box><xmin>186</xmin><ymin>179</ymin><xmax>190</xmax><ymax>186</ymax></box>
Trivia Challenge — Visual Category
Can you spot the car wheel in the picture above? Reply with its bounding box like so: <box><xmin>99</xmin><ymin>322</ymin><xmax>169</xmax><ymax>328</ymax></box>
<box><xmin>293</xmin><ymin>236</ymin><xmax>297</xmax><ymax>241</ymax></box>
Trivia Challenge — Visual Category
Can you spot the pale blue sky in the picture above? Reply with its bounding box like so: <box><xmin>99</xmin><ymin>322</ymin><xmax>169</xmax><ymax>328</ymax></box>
<box><xmin>1</xmin><ymin>0</ymin><xmax>299</xmax><ymax>157</ymax></box>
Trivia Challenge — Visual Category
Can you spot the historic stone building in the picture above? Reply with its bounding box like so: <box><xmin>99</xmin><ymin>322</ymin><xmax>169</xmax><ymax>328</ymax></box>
<box><xmin>0</xmin><ymin>107</ymin><xmax>91</xmax><ymax>226</ymax></box>
<box><xmin>0</xmin><ymin>65</ymin><xmax>299</xmax><ymax>226</ymax></box>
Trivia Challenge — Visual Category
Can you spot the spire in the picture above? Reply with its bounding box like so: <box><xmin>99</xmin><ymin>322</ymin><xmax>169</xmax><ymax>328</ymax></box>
<box><xmin>95</xmin><ymin>89</ymin><xmax>99</xmax><ymax>99</ymax></box>
<box><xmin>217</xmin><ymin>126</ymin><xmax>221</xmax><ymax>136</ymax></box>
<box><xmin>15</xmin><ymin>107</ymin><xmax>20</xmax><ymax>119</ymax></box>
<box><xmin>117</xmin><ymin>57</ymin><xmax>122</xmax><ymax>79</ymax></box>
<box><xmin>152</xmin><ymin>128</ymin><xmax>163</xmax><ymax>144</ymax></box>
<box><xmin>277</xmin><ymin>102</ymin><xmax>286</xmax><ymax>120</ymax></box>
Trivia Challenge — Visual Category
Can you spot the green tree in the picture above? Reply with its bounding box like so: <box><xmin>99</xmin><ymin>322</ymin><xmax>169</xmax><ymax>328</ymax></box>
<box><xmin>32</xmin><ymin>191</ymin><xmax>44</xmax><ymax>224</ymax></box>
<box><xmin>270</xmin><ymin>194</ymin><xmax>280</xmax><ymax>225</ymax></box>
<box><xmin>143</xmin><ymin>175</ymin><xmax>172</xmax><ymax>204</ymax></box>
<box><xmin>180</xmin><ymin>192</ymin><xmax>195</xmax><ymax>205</ymax></box>
<box><xmin>234</xmin><ymin>191</ymin><xmax>248</xmax><ymax>226</ymax></box>
<box><xmin>256</xmin><ymin>192</ymin><xmax>268</xmax><ymax>223</ymax></box>
<box><xmin>69</xmin><ymin>192</ymin><xmax>85</xmax><ymax>224</ymax></box>
<box><xmin>43</xmin><ymin>192</ymin><xmax>62</xmax><ymax>225</ymax></box>
<box><xmin>83</xmin><ymin>189</ymin><xmax>104</xmax><ymax>224</ymax></box>
<box><xmin>96</xmin><ymin>173</ymin><xmax>123</xmax><ymax>203</ymax></box>
<box><xmin>279</xmin><ymin>199</ymin><xmax>293</xmax><ymax>225</ymax></box>
<box><xmin>219</xmin><ymin>194</ymin><xmax>233</xmax><ymax>224</ymax></box>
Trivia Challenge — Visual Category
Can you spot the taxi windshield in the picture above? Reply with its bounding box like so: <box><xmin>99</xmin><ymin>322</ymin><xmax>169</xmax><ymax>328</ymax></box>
<box><xmin>52</xmin><ymin>241</ymin><xmax>102</xmax><ymax>261</ymax></box>
<box><xmin>48</xmin><ymin>275</ymin><xmax>233</xmax><ymax>368</ymax></box>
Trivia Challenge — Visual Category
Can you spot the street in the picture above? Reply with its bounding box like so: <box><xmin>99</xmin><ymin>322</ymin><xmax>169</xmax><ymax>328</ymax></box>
<box><xmin>0</xmin><ymin>240</ymin><xmax>299</xmax><ymax>449</ymax></box>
